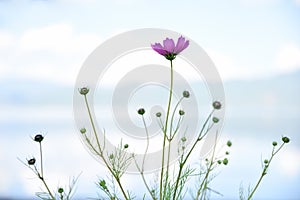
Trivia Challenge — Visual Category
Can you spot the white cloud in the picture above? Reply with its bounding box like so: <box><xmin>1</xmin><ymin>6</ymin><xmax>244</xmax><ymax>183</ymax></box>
<box><xmin>0</xmin><ymin>31</ymin><xmax>14</xmax><ymax>48</ymax></box>
<box><xmin>206</xmin><ymin>49</ymin><xmax>260</xmax><ymax>81</ymax></box>
<box><xmin>0</xmin><ymin>23</ymin><xmax>102</xmax><ymax>84</ymax></box>
<box><xmin>20</xmin><ymin>23</ymin><xmax>101</xmax><ymax>55</ymax></box>
<box><xmin>278</xmin><ymin>147</ymin><xmax>300</xmax><ymax>177</ymax></box>
<box><xmin>276</xmin><ymin>43</ymin><xmax>300</xmax><ymax>72</ymax></box>
<box><xmin>239</xmin><ymin>0</ymin><xmax>280</xmax><ymax>6</ymax></box>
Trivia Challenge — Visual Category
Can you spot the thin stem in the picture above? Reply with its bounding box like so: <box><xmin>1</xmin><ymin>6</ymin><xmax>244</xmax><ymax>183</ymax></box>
<box><xmin>160</xmin><ymin>60</ymin><xmax>174</xmax><ymax>200</ymax></box>
<box><xmin>39</xmin><ymin>142</ymin><xmax>44</xmax><ymax>178</ymax></box>
<box><xmin>84</xmin><ymin>94</ymin><xmax>102</xmax><ymax>154</ymax></box>
<box><xmin>247</xmin><ymin>143</ymin><xmax>285</xmax><ymax>200</ymax></box>
<box><xmin>83</xmin><ymin>94</ymin><xmax>129</xmax><ymax>200</ymax></box>
<box><xmin>37</xmin><ymin>142</ymin><xmax>54</xmax><ymax>199</ymax></box>
<box><xmin>141</xmin><ymin>115</ymin><xmax>149</xmax><ymax>171</ymax></box>
<box><xmin>169</xmin><ymin>97</ymin><xmax>184</xmax><ymax>139</ymax></box>
<box><xmin>40</xmin><ymin>176</ymin><xmax>55</xmax><ymax>200</ymax></box>
<box><xmin>195</xmin><ymin>133</ymin><xmax>219</xmax><ymax>200</ymax></box>
<box><xmin>173</xmin><ymin>109</ymin><xmax>214</xmax><ymax>200</ymax></box>
<box><xmin>133</xmin><ymin>116</ymin><xmax>156</xmax><ymax>200</ymax></box>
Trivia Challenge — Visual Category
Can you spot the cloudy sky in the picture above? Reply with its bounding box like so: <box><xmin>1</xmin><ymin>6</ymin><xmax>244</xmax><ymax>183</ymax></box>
<box><xmin>0</xmin><ymin>0</ymin><xmax>300</xmax><ymax>199</ymax></box>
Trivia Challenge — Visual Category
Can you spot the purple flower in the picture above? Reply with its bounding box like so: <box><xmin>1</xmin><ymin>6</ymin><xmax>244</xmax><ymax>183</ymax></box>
<box><xmin>151</xmin><ymin>36</ymin><xmax>189</xmax><ymax>60</ymax></box>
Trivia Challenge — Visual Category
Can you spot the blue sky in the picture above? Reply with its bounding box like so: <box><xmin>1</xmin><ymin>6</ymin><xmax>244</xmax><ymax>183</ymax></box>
<box><xmin>0</xmin><ymin>0</ymin><xmax>300</xmax><ymax>199</ymax></box>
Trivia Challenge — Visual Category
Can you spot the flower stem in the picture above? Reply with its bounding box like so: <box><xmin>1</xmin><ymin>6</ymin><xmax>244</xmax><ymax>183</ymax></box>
<box><xmin>173</xmin><ymin>109</ymin><xmax>214</xmax><ymax>200</ymax></box>
<box><xmin>40</xmin><ymin>176</ymin><xmax>55</xmax><ymax>200</ymax></box>
<box><xmin>83</xmin><ymin>94</ymin><xmax>129</xmax><ymax>200</ymax></box>
<box><xmin>247</xmin><ymin>143</ymin><xmax>285</xmax><ymax>200</ymax></box>
<box><xmin>39</xmin><ymin>142</ymin><xmax>44</xmax><ymax>178</ymax></box>
<box><xmin>133</xmin><ymin>115</ymin><xmax>156</xmax><ymax>200</ymax></box>
<box><xmin>37</xmin><ymin>141</ymin><xmax>54</xmax><ymax>199</ymax></box>
<box><xmin>195</xmin><ymin>133</ymin><xmax>218</xmax><ymax>200</ymax></box>
<box><xmin>160</xmin><ymin>60</ymin><xmax>174</xmax><ymax>200</ymax></box>
<box><xmin>84</xmin><ymin>94</ymin><xmax>102</xmax><ymax>153</ymax></box>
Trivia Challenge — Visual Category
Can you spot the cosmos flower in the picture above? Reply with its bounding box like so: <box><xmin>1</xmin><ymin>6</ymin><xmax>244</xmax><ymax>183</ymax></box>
<box><xmin>151</xmin><ymin>36</ymin><xmax>189</xmax><ymax>60</ymax></box>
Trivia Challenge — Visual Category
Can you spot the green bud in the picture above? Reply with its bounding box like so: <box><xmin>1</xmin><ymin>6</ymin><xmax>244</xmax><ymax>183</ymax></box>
<box><xmin>272</xmin><ymin>141</ymin><xmax>277</xmax><ymax>146</ymax></box>
<box><xmin>58</xmin><ymin>188</ymin><xmax>64</xmax><ymax>194</ymax></box>
<box><xmin>34</xmin><ymin>134</ymin><xmax>44</xmax><ymax>143</ymax></box>
<box><xmin>79</xmin><ymin>87</ymin><xmax>89</xmax><ymax>95</ymax></box>
<box><xmin>212</xmin><ymin>101</ymin><xmax>222</xmax><ymax>110</ymax></box>
<box><xmin>179</xmin><ymin>110</ymin><xmax>185</xmax><ymax>116</ymax></box>
<box><xmin>223</xmin><ymin>158</ymin><xmax>228</xmax><ymax>165</ymax></box>
<box><xmin>27</xmin><ymin>158</ymin><xmax>36</xmax><ymax>165</ymax></box>
<box><xmin>264</xmin><ymin>159</ymin><xmax>269</xmax><ymax>164</ymax></box>
<box><xmin>217</xmin><ymin>160</ymin><xmax>222</xmax><ymax>165</ymax></box>
<box><xmin>227</xmin><ymin>140</ymin><xmax>232</xmax><ymax>147</ymax></box>
<box><xmin>225</xmin><ymin>151</ymin><xmax>229</xmax><ymax>155</ymax></box>
<box><xmin>183</xmin><ymin>90</ymin><xmax>190</xmax><ymax>98</ymax></box>
<box><xmin>124</xmin><ymin>144</ymin><xmax>129</xmax><ymax>149</ymax></box>
<box><xmin>212</xmin><ymin>117</ymin><xmax>219</xmax><ymax>123</ymax></box>
<box><xmin>282</xmin><ymin>136</ymin><xmax>290</xmax><ymax>143</ymax></box>
<box><xmin>99</xmin><ymin>180</ymin><xmax>106</xmax><ymax>187</ymax></box>
<box><xmin>137</xmin><ymin>108</ymin><xmax>145</xmax><ymax>115</ymax></box>
<box><xmin>156</xmin><ymin>112</ymin><xmax>162</xmax><ymax>117</ymax></box>
<box><xmin>181</xmin><ymin>137</ymin><xmax>187</xmax><ymax>142</ymax></box>
<box><xmin>80</xmin><ymin>128</ymin><xmax>86</xmax><ymax>134</ymax></box>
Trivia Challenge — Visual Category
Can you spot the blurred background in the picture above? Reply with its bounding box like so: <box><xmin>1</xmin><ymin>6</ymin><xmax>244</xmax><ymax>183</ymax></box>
<box><xmin>0</xmin><ymin>0</ymin><xmax>299</xmax><ymax>199</ymax></box>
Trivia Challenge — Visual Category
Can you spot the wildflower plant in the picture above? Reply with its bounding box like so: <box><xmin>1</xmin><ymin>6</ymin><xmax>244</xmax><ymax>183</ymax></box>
<box><xmin>22</xmin><ymin>30</ymin><xmax>290</xmax><ymax>199</ymax></box>
<box><xmin>75</xmin><ymin>35</ymin><xmax>290</xmax><ymax>199</ymax></box>
<box><xmin>19</xmin><ymin>133</ymin><xmax>78</xmax><ymax>200</ymax></box>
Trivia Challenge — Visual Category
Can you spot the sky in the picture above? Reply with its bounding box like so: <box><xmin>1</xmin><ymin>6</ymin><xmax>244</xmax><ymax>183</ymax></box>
<box><xmin>0</xmin><ymin>0</ymin><xmax>300</xmax><ymax>199</ymax></box>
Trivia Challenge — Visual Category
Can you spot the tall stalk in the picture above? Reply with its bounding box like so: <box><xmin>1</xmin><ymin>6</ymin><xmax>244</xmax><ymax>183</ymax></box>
<box><xmin>159</xmin><ymin>60</ymin><xmax>174</xmax><ymax>200</ymax></box>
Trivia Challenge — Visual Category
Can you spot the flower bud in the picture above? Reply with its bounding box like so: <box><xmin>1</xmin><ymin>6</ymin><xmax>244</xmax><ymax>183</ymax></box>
<box><xmin>217</xmin><ymin>160</ymin><xmax>222</xmax><ymax>165</ymax></box>
<box><xmin>282</xmin><ymin>136</ymin><xmax>290</xmax><ymax>143</ymax></box>
<box><xmin>99</xmin><ymin>180</ymin><xmax>107</xmax><ymax>190</ymax></box>
<box><xmin>179</xmin><ymin>110</ymin><xmax>185</xmax><ymax>116</ymax></box>
<box><xmin>80</xmin><ymin>128</ymin><xmax>86</xmax><ymax>134</ymax></box>
<box><xmin>27</xmin><ymin>158</ymin><xmax>36</xmax><ymax>165</ymax></box>
<box><xmin>264</xmin><ymin>159</ymin><xmax>269</xmax><ymax>164</ymax></box>
<box><xmin>225</xmin><ymin>151</ymin><xmax>229</xmax><ymax>155</ymax></box>
<box><xmin>212</xmin><ymin>101</ymin><xmax>222</xmax><ymax>110</ymax></box>
<box><xmin>58</xmin><ymin>188</ymin><xmax>64</xmax><ymax>194</ymax></box>
<box><xmin>183</xmin><ymin>91</ymin><xmax>190</xmax><ymax>98</ymax></box>
<box><xmin>34</xmin><ymin>134</ymin><xmax>44</xmax><ymax>143</ymax></box>
<box><xmin>137</xmin><ymin>108</ymin><xmax>145</xmax><ymax>115</ymax></box>
<box><xmin>79</xmin><ymin>87</ymin><xmax>89</xmax><ymax>95</ymax></box>
<box><xmin>272</xmin><ymin>141</ymin><xmax>277</xmax><ymax>146</ymax></box>
<box><xmin>156</xmin><ymin>112</ymin><xmax>162</xmax><ymax>117</ymax></box>
<box><xmin>109</xmin><ymin>154</ymin><xmax>114</xmax><ymax>159</ymax></box>
<box><xmin>124</xmin><ymin>144</ymin><xmax>129</xmax><ymax>149</ymax></box>
<box><xmin>227</xmin><ymin>140</ymin><xmax>232</xmax><ymax>147</ymax></box>
<box><xmin>181</xmin><ymin>137</ymin><xmax>187</xmax><ymax>142</ymax></box>
<box><xmin>223</xmin><ymin>158</ymin><xmax>228</xmax><ymax>165</ymax></box>
<box><xmin>212</xmin><ymin>117</ymin><xmax>219</xmax><ymax>123</ymax></box>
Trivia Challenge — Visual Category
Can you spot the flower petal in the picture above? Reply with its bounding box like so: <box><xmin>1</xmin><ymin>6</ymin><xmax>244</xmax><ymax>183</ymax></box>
<box><xmin>163</xmin><ymin>38</ymin><xmax>175</xmax><ymax>53</ymax></box>
<box><xmin>174</xmin><ymin>36</ymin><xmax>189</xmax><ymax>54</ymax></box>
<box><xmin>151</xmin><ymin>43</ymin><xmax>168</xmax><ymax>55</ymax></box>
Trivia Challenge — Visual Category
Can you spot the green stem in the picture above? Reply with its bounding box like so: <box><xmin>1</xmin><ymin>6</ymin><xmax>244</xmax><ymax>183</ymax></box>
<box><xmin>34</xmin><ymin>165</ymin><xmax>54</xmax><ymax>200</ymax></box>
<box><xmin>133</xmin><ymin>115</ymin><xmax>156</xmax><ymax>200</ymax></box>
<box><xmin>37</xmin><ymin>141</ymin><xmax>54</xmax><ymax>199</ymax></box>
<box><xmin>247</xmin><ymin>143</ymin><xmax>285</xmax><ymax>200</ymax></box>
<box><xmin>142</xmin><ymin>116</ymin><xmax>149</xmax><ymax>172</ymax></box>
<box><xmin>40</xmin><ymin>177</ymin><xmax>55</xmax><ymax>200</ymax></box>
<box><xmin>84</xmin><ymin>94</ymin><xmax>102</xmax><ymax>153</ymax></box>
<box><xmin>39</xmin><ymin>142</ymin><xmax>44</xmax><ymax>178</ymax></box>
<box><xmin>83</xmin><ymin>94</ymin><xmax>129</xmax><ymax>200</ymax></box>
<box><xmin>160</xmin><ymin>60</ymin><xmax>174</xmax><ymax>200</ymax></box>
<box><xmin>173</xmin><ymin>109</ymin><xmax>214</xmax><ymax>200</ymax></box>
<box><xmin>196</xmin><ymin>133</ymin><xmax>218</xmax><ymax>200</ymax></box>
